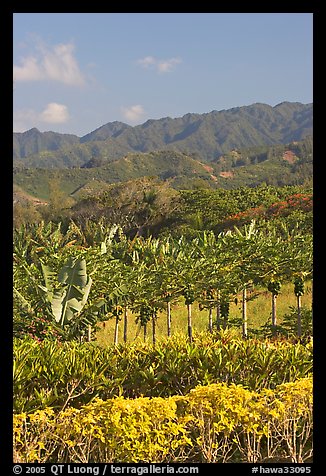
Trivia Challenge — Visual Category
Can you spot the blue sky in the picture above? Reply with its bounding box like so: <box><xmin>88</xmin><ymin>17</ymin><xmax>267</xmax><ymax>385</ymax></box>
<box><xmin>13</xmin><ymin>13</ymin><xmax>313</xmax><ymax>136</ymax></box>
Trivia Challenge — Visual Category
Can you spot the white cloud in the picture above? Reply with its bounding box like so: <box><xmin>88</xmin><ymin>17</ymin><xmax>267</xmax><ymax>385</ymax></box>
<box><xmin>13</xmin><ymin>40</ymin><xmax>86</xmax><ymax>86</ymax></box>
<box><xmin>137</xmin><ymin>56</ymin><xmax>156</xmax><ymax>68</ymax></box>
<box><xmin>137</xmin><ymin>56</ymin><xmax>182</xmax><ymax>73</ymax></box>
<box><xmin>39</xmin><ymin>103</ymin><xmax>70</xmax><ymax>124</ymax></box>
<box><xmin>121</xmin><ymin>105</ymin><xmax>145</xmax><ymax>123</ymax></box>
<box><xmin>13</xmin><ymin>102</ymin><xmax>70</xmax><ymax>131</ymax></box>
<box><xmin>13</xmin><ymin>56</ymin><xmax>43</xmax><ymax>82</ymax></box>
<box><xmin>157</xmin><ymin>58</ymin><xmax>182</xmax><ymax>73</ymax></box>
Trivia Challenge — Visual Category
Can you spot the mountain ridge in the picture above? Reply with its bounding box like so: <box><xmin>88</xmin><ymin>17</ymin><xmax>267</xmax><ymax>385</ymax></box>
<box><xmin>13</xmin><ymin>101</ymin><xmax>312</xmax><ymax>167</ymax></box>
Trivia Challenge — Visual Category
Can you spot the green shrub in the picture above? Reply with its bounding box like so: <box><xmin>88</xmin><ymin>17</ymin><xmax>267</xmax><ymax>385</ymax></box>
<box><xmin>13</xmin><ymin>334</ymin><xmax>313</xmax><ymax>413</ymax></box>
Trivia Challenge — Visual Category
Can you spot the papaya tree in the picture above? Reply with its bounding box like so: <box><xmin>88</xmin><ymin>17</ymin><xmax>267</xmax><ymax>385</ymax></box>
<box><xmin>171</xmin><ymin>237</ymin><xmax>206</xmax><ymax>342</ymax></box>
<box><xmin>285</xmin><ymin>231</ymin><xmax>312</xmax><ymax>337</ymax></box>
<box><xmin>229</xmin><ymin>221</ymin><xmax>262</xmax><ymax>338</ymax></box>
<box><xmin>134</xmin><ymin>302</ymin><xmax>153</xmax><ymax>341</ymax></box>
<box><xmin>221</xmin><ymin>295</ymin><xmax>233</xmax><ymax>329</ymax></box>
<box><xmin>267</xmin><ymin>225</ymin><xmax>312</xmax><ymax>337</ymax></box>
<box><xmin>183</xmin><ymin>285</ymin><xmax>196</xmax><ymax>342</ymax></box>
<box><xmin>267</xmin><ymin>279</ymin><xmax>282</xmax><ymax>334</ymax></box>
<box><xmin>198</xmin><ymin>288</ymin><xmax>217</xmax><ymax>333</ymax></box>
<box><xmin>253</xmin><ymin>230</ymin><xmax>290</xmax><ymax>336</ymax></box>
<box><xmin>198</xmin><ymin>229</ymin><xmax>241</xmax><ymax>333</ymax></box>
<box><xmin>154</xmin><ymin>237</ymin><xmax>183</xmax><ymax>337</ymax></box>
<box><xmin>192</xmin><ymin>231</ymin><xmax>220</xmax><ymax>333</ymax></box>
<box><xmin>294</xmin><ymin>277</ymin><xmax>304</xmax><ymax>338</ymax></box>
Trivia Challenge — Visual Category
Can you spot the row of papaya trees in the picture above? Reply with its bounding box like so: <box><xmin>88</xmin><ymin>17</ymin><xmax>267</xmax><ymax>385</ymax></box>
<box><xmin>13</xmin><ymin>219</ymin><xmax>312</xmax><ymax>343</ymax></box>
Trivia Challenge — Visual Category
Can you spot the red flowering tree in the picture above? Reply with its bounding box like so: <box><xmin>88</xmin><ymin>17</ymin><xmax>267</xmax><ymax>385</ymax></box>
<box><xmin>223</xmin><ymin>193</ymin><xmax>312</xmax><ymax>229</ymax></box>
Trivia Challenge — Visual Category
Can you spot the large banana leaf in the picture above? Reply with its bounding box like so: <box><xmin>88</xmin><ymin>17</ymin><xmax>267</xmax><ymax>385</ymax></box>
<box><xmin>41</xmin><ymin>257</ymin><xmax>93</xmax><ymax>327</ymax></box>
<box><xmin>41</xmin><ymin>263</ymin><xmax>58</xmax><ymax>290</ymax></box>
<box><xmin>58</xmin><ymin>257</ymin><xmax>89</xmax><ymax>289</ymax></box>
<box><xmin>60</xmin><ymin>278</ymin><xmax>92</xmax><ymax>325</ymax></box>
<box><xmin>50</xmin><ymin>288</ymin><xmax>66</xmax><ymax>323</ymax></box>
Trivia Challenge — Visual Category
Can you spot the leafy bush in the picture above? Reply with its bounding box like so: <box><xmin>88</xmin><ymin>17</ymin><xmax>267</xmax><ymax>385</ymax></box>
<box><xmin>13</xmin><ymin>334</ymin><xmax>313</xmax><ymax>413</ymax></box>
<box><xmin>13</xmin><ymin>378</ymin><xmax>313</xmax><ymax>463</ymax></box>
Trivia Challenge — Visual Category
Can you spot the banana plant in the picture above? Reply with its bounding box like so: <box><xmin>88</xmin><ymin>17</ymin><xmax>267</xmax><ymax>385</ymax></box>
<box><xmin>39</xmin><ymin>256</ymin><xmax>105</xmax><ymax>339</ymax></box>
<box><xmin>39</xmin><ymin>257</ymin><xmax>91</xmax><ymax>326</ymax></box>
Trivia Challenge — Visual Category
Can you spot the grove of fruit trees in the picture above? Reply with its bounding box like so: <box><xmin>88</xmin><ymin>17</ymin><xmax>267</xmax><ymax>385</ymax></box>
<box><xmin>13</xmin><ymin>217</ymin><xmax>312</xmax><ymax>343</ymax></box>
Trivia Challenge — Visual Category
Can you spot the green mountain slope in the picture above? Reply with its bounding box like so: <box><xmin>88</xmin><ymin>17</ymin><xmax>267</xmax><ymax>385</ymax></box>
<box><xmin>210</xmin><ymin>135</ymin><xmax>313</xmax><ymax>187</ymax></box>
<box><xmin>13</xmin><ymin>151</ymin><xmax>213</xmax><ymax>200</ymax></box>
<box><xmin>13</xmin><ymin>137</ymin><xmax>312</xmax><ymax>201</ymax></box>
<box><xmin>80</xmin><ymin>121</ymin><xmax>132</xmax><ymax>143</ymax></box>
<box><xmin>13</xmin><ymin>128</ymin><xmax>80</xmax><ymax>160</ymax></box>
<box><xmin>13</xmin><ymin>102</ymin><xmax>312</xmax><ymax>167</ymax></box>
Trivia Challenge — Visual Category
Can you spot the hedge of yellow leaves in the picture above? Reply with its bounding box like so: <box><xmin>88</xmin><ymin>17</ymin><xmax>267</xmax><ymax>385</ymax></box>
<box><xmin>13</xmin><ymin>378</ymin><xmax>312</xmax><ymax>464</ymax></box>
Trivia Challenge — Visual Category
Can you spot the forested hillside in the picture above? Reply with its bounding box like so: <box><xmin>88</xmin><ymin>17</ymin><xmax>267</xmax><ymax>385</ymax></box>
<box><xmin>13</xmin><ymin>136</ymin><xmax>313</xmax><ymax>208</ymax></box>
<box><xmin>13</xmin><ymin>102</ymin><xmax>312</xmax><ymax>167</ymax></box>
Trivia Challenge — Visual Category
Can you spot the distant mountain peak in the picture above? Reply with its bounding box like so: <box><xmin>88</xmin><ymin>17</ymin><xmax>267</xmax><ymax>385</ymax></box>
<box><xmin>80</xmin><ymin>121</ymin><xmax>131</xmax><ymax>143</ymax></box>
<box><xmin>274</xmin><ymin>100</ymin><xmax>307</xmax><ymax>108</ymax></box>
<box><xmin>21</xmin><ymin>127</ymin><xmax>41</xmax><ymax>135</ymax></box>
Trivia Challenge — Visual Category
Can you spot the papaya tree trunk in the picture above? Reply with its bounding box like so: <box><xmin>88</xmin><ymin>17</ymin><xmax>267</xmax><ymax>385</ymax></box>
<box><xmin>187</xmin><ymin>304</ymin><xmax>193</xmax><ymax>342</ymax></box>
<box><xmin>123</xmin><ymin>307</ymin><xmax>128</xmax><ymax>343</ymax></box>
<box><xmin>152</xmin><ymin>313</ymin><xmax>156</xmax><ymax>345</ymax></box>
<box><xmin>216</xmin><ymin>290</ymin><xmax>221</xmax><ymax>330</ymax></box>
<box><xmin>297</xmin><ymin>294</ymin><xmax>302</xmax><ymax>338</ymax></box>
<box><xmin>143</xmin><ymin>323</ymin><xmax>147</xmax><ymax>342</ymax></box>
<box><xmin>208</xmin><ymin>308</ymin><xmax>213</xmax><ymax>333</ymax></box>
<box><xmin>114</xmin><ymin>315</ymin><xmax>119</xmax><ymax>346</ymax></box>
<box><xmin>271</xmin><ymin>293</ymin><xmax>277</xmax><ymax>334</ymax></box>
<box><xmin>167</xmin><ymin>301</ymin><xmax>171</xmax><ymax>337</ymax></box>
<box><xmin>223</xmin><ymin>314</ymin><xmax>228</xmax><ymax>330</ymax></box>
<box><xmin>242</xmin><ymin>288</ymin><xmax>247</xmax><ymax>338</ymax></box>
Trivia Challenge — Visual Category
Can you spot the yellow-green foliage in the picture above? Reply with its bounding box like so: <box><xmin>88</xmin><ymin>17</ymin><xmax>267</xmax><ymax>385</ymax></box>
<box><xmin>181</xmin><ymin>379</ymin><xmax>313</xmax><ymax>463</ymax></box>
<box><xmin>14</xmin><ymin>378</ymin><xmax>312</xmax><ymax>464</ymax></box>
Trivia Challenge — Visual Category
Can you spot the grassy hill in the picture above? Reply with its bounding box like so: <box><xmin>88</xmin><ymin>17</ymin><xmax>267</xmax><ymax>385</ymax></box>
<box><xmin>13</xmin><ymin>137</ymin><xmax>312</xmax><ymax>202</ymax></box>
<box><xmin>13</xmin><ymin>151</ymin><xmax>213</xmax><ymax>200</ymax></box>
<box><xmin>13</xmin><ymin>102</ymin><xmax>312</xmax><ymax>167</ymax></box>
